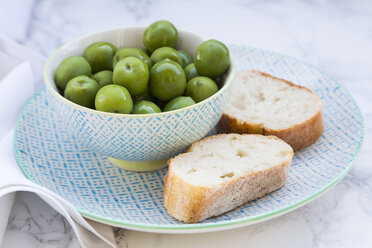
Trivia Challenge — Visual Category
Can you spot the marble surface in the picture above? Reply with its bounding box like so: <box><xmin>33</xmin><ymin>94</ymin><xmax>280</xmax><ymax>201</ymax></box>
<box><xmin>2</xmin><ymin>0</ymin><xmax>372</xmax><ymax>247</ymax></box>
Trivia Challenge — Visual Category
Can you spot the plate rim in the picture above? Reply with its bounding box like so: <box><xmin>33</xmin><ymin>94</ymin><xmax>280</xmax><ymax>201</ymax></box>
<box><xmin>13</xmin><ymin>45</ymin><xmax>364</xmax><ymax>233</ymax></box>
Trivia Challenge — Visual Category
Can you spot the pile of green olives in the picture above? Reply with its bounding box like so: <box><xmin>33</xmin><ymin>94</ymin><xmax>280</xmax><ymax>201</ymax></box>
<box><xmin>54</xmin><ymin>20</ymin><xmax>230</xmax><ymax>114</ymax></box>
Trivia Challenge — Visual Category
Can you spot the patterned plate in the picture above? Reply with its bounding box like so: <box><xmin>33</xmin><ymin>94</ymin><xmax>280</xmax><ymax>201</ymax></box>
<box><xmin>14</xmin><ymin>45</ymin><xmax>364</xmax><ymax>233</ymax></box>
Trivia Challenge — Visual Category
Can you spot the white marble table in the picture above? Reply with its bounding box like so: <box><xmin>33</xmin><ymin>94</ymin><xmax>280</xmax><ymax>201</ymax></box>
<box><xmin>3</xmin><ymin>0</ymin><xmax>372</xmax><ymax>247</ymax></box>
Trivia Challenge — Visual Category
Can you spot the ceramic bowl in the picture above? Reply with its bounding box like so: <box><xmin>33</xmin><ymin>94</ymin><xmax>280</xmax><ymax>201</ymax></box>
<box><xmin>43</xmin><ymin>27</ymin><xmax>235</xmax><ymax>171</ymax></box>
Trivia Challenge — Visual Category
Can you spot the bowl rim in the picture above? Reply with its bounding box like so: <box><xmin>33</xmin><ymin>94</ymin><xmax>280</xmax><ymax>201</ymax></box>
<box><xmin>44</xmin><ymin>26</ymin><xmax>236</xmax><ymax>118</ymax></box>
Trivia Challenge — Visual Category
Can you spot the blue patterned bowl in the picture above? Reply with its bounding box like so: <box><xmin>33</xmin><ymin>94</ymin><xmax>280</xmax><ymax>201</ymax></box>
<box><xmin>43</xmin><ymin>27</ymin><xmax>235</xmax><ymax>171</ymax></box>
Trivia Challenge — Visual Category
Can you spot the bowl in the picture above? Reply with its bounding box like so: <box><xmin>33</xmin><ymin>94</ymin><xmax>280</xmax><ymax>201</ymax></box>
<box><xmin>43</xmin><ymin>27</ymin><xmax>235</xmax><ymax>171</ymax></box>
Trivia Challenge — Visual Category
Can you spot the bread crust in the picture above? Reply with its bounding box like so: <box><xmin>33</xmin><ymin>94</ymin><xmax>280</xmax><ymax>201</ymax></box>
<box><xmin>163</xmin><ymin>134</ymin><xmax>293</xmax><ymax>223</ymax></box>
<box><xmin>216</xmin><ymin>70</ymin><xmax>324</xmax><ymax>150</ymax></box>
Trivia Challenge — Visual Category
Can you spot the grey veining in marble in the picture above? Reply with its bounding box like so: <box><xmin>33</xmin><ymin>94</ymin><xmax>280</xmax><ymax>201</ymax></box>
<box><xmin>3</xmin><ymin>192</ymin><xmax>79</xmax><ymax>248</ymax></box>
<box><xmin>3</xmin><ymin>0</ymin><xmax>372</xmax><ymax>247</ymax></box>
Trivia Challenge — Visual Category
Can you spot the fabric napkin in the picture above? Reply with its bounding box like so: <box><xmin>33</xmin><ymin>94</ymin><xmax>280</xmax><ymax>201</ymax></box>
<box><xmin>0</xmin><ymin>34</ymin><xmax>117</xmax><ymax>248</ymax></box>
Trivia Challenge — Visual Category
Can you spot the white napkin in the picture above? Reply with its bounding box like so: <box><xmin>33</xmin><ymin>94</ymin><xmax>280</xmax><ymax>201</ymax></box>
<box><xmin>0</xmin><ymin>35</ymin><xmax>117</xmax><ymax>248</ymax></box>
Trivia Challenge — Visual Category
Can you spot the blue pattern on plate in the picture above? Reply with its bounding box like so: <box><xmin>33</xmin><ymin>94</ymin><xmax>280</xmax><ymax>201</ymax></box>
<box><xmin>14</xmin><ymin>45</ymin><xmax>363</xmax><ymax>229</ymax></box>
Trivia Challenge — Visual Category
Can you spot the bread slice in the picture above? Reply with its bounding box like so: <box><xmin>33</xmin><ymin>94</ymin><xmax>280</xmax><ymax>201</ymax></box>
<box><xmin>217</xmin><ymin>70</ymin><xmax>323</xmax><ymax>150</ymax></box>
<box><xmin>163</xmin><ymin>134</ymin><xmax>293</xmax><ymax>223</ymax></box>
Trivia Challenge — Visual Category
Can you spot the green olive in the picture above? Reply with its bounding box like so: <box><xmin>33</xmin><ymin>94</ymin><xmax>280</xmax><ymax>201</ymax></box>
<box><xmin>150</xmin><ymin>47</ymin><xmax>181</xmax><ymax>65</ymax></box>
<box><xmin>178</xmin><ymin>50</ymin><xmax>193</xmax><ymax>68</ymax></box>
<box><xmin>149</xmin><ymin>60</ymin><xmax>186</xmax><ymax>101</ymax></box>
<box><xmin>184</xmin><ymin>63</ymin><xmax>200</xmax><ymax>81</ymax></box>
<box><xmin>194</xmin><ymin>39</ymin><xmax>230</xmax><ymax>78</ymax></box>
<box><xmin>185</xmin><ymin>76</ymin><xmax>218</xmax><ymax>103</ymax></box>
<box><xmin>55</xmin><ymin>56</ymin><xmax>91</xmax><ymax>90</ymax></box>
<box><xmin>132</xmin><ymin>100</ymin><xmax>161</xmax><ymax>114</ymax></box>
<box><xmin>95</xmin><ymin>85</ymin><xmax>133</xmax><ymax>114</ymax></box>
<box><xmin>113</xmin><ymin>57</ymin><xmax>149</xmax><ymax>96</ymax></box>
<box><xmin>92</xmin><ymin>70</ymin><xmax>113</xmax><ymax>88</ymax></box>
<box><xmin>64</xmin><ymin>75</ymin><xmax>99</xmax><ymax>108</ymax></box>
<box><xmin>113</xmin><ymin>47</ymin><xmax>152</xmax><ymax>69</ymax></box>
<box><xmin>163</xmin><ymin>96</ymin><xmax>195</xmax><ymax>112</ymax></box>
<box><xmin>143</xmin><ymin>20</ymin><xmax>178</xmax><ymax>53</ymax></box>
<box><xmin>83</xmin><ymin>42</ymin><xmax>117</xmax><ymax>73</ymax></box>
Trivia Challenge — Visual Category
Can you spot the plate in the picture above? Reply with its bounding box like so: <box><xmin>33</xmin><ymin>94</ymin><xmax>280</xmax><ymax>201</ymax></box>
<box><xmin>14</xmin><ymin>45</ymin><xmax>364</xmax><ymax>233</ymax></box>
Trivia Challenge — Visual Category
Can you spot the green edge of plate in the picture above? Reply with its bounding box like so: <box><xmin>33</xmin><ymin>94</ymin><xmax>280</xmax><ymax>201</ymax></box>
<box><xmin>13</xmin><ymin>46</ymin><xmax>365</xmax><ymax>231</ymax></box>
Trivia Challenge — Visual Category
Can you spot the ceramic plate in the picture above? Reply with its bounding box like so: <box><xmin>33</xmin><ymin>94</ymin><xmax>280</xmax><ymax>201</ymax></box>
<box><xmin>14</xmin><ymin>45</ymin><xmax>364</xmax><ymax>233</ymax></box>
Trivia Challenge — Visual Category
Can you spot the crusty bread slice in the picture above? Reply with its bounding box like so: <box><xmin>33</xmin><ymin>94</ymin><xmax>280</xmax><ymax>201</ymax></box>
<box><xmin>163</xmin><ymin>134</ymin><xmax>293</xmax><ymax>223</ymax></box>
<box><xmin>217</xmin><ymin>70</ymin><xmax>323</xmax><ymax>150</ymax></box>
